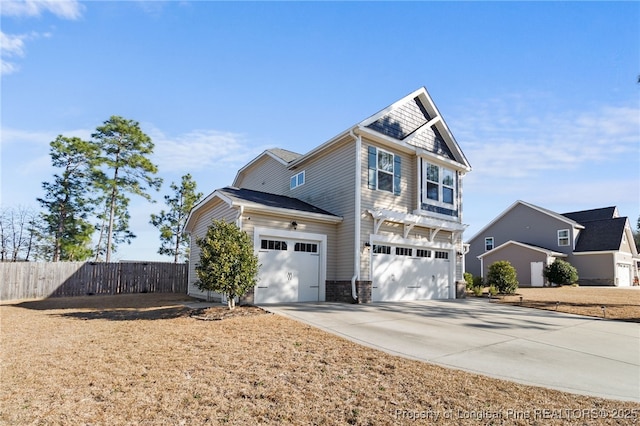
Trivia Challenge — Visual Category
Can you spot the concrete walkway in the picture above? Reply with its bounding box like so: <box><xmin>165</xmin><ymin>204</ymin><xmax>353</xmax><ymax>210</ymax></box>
<box><xmin>262</xmin><ymin>298</ymin><xmax>640</xmax><ymax>402</ymax></box>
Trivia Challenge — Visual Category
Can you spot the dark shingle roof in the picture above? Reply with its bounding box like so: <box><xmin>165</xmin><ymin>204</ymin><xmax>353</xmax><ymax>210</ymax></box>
<box><xmin>573</xmin><ymin>217</ymin><xmax>626</xmax><ymax>252</ymax></box>
<box><xmin>218</xmin><ymin>187</ymin><xmax>339</xmax><ymax>218</ymax></box>
<box><xmin>562</xmin><ymin>207</ymin><xmax>617</xmax><ymax>223</ymax></box>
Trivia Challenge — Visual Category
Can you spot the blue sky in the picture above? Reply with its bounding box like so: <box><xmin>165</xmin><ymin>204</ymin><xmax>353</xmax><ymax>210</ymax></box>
<box><xmin>2</xmin><ymin>1</ymin><xmax>639</xmax><ymax>261</ymax></box>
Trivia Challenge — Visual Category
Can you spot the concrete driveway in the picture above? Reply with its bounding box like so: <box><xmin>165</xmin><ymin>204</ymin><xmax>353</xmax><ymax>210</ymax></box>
<box><xmin>262</xmin><ymin>298</ymin><xmax>640</xmax><ymax>402</ymax></box>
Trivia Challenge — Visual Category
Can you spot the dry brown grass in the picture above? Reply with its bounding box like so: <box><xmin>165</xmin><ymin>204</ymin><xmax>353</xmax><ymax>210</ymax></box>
<box><xmin>497</xmin><ymin>286</ymin><xmax>640</xmax><ymax>322</ymax></box>
<box><xmin>1</xmin><ymin>293</ymin><xmax>638</xmax><ymax>425</ymax></box>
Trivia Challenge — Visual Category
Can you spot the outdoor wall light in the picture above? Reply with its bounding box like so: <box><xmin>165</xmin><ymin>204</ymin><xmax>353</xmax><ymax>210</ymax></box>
<box><xmin>364</xmin><ymin>242</ymin><xmax>371</xmax><ymax>248</ymax></box>
<box><xmin>291</xmin><ymin>221</ymin><xmax>298</xmax><ymax>230</ymax></box>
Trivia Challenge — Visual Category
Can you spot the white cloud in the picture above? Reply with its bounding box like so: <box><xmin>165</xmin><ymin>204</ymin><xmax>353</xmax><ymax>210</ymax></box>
<box><xmin>453</xmin><ymin>97</ymin><xmax>640</xmax><ymax>178</ymax></box>
<box><xmin>0</xmin><ymin>127</ymin><xmax>92</xmax><ymax>146</ymax></box>
<box><xmin>1</xmin><ymin>0</ymin><xmax>84</xmax><ymax>20</ymax></box>
<box><xmin>0</xmin><ymin>31</ymin><xmax>26</xmax><ymax>57</ymax></box>
<box><xmin>1</xmin><ymin>30</ymin><xmax>52</xmax><ymax>75</ymax></box>
<box><xmin>149</xmin><ymin>127</ymin><xmax>270</xmax><ymax>173</ymax></box>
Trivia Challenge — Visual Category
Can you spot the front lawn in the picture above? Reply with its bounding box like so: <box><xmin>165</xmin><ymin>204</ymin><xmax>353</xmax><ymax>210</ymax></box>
<box><xmin>498</xmin><ymin>286</ymin><xmax>640</xmax><ymax>322</ymax></box>
<box><xmin>1</xmin><ymin>294</ymin><xmax>637</xmax><ymax>425</ymax></box>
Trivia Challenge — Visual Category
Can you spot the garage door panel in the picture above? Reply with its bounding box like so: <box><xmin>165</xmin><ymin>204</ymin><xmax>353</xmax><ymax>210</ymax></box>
<box><xmin>372</xmin><ymin>245</ymin><xmax>451</xmax><ymax>301</ymax></box>
<box><xmin>257</xmin><ymin>250</ymin><xmax>298</xmax><ymax>303</ymax></box>
<box><xmin>255</xmin><ymin>236</ymin><xmax>321</xmax><ymax>303</ymax></box>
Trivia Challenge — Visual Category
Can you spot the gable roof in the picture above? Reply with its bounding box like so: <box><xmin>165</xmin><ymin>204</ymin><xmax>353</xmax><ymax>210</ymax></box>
<box><xmin>358</xmin><ymin>87</ymin><xmax>470</xmax><ymax>168</ymax></box>
<box><xmin>232</xmin><ymin>148</ymin><xmax>302</xmax><ymax>186</ymax></box>
<box><xmin>562</xmin><ymin>206</ymin><xmax>618</xmax><ymax>223</ymax></box>
<box><xmin>573</xmin><ymin>217</ymin><xmax>627</xmax><ymax>252</ymax></box>
<box><xmin>288</xmin><ymin>87</ymin><xmax>471</xmax><ymax>171</ymax></box>
<box><xmin>185</xmin><ymin>187</ymin><xmax>342</xmax><ymax>233</ymax></box>
<box><xmin>217</xmin><ymin>187</ymin><xmax>339</xmax><ymax>218</ymax></box>
<box><xmin>477</xmin><ymin>240</ymin><xmax>567</xmax><ymax>259</ymax></box>
<box><xmin>466</xmin><ymin>200</ymin><xmax>584</xmax><ymax>244</ymax></box>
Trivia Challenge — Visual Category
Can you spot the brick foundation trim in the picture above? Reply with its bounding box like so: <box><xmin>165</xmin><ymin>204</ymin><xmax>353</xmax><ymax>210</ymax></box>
<box><xmin>326</xmin><ymin>280</ymin><xmax>372</xmax><ymax>303</ymax></box>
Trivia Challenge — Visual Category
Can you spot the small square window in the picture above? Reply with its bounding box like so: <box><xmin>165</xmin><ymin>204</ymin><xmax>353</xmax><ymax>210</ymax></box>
<box><xmin>290</xmin><ymin>171</ymin><xmax>305</xmax><ymax>190</ymax></box>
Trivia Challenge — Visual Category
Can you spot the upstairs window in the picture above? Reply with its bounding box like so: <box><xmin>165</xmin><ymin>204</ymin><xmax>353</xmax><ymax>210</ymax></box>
<box><xmin>558</xmin><ymin>229</ymin><xmax>569</xmax><ymax>247</ymax></box>
<box><xmin>368</xmin><ymin>146</ymin><xmax>401</xmax><ymax>195</ymax></box>
<box><xmin>485</xmin><ymin>237</ymin><xmax>494</xmax><ymax>251</ymax></box>
<box><xmin>290</xmin><ymin>171</ymin><xmax>305</xmax><ymax>190</ymax></box>
<box><xmin>423</xmin><ymin>160</ymin><xmax>456</xmax><ymax>206</ymax></box>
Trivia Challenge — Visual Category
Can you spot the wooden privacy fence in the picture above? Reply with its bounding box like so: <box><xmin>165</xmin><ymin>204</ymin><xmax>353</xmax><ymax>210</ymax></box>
<box><xmin>0</xmin><ymin>262</ymin><xmax>188</xmax><ymax>301</ymax></box>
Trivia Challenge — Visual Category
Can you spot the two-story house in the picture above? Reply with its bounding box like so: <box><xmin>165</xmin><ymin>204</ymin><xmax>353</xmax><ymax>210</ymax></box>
<box><xmin>465</xmin><ymin>200</ymin><xmax>639</xmax><ymax>287</ymax></box>
<box><xmin>185</xmin><ymin>87</ymin><xmax>471</xmax><ymax>303</ymax></box>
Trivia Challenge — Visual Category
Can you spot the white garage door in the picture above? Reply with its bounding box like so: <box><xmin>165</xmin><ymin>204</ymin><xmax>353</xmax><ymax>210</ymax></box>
<box><xmin>255</xmin><ymin>238</ymin><xmax>320</xmax><ymax>303</ymax></box>
<box><xmin>372</xmin><ymin>244</ymin><xmax>450</xmax><ymax>301</ymax></box>
<box><xmin>616</xmin><ymin>264</ymin><xmax>631</xmax><ymax>287</ymax></box>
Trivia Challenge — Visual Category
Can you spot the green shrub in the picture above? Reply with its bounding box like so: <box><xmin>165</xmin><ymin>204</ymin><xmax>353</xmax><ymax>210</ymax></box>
<box><xmin>195</xmin><ymin>219</ymin><xmax>259</xmax><ymax>309</ymax></box>
<box><xmin>488</xmin><ymin>285</ymin><xmax>498</xmax><ymax>296</ymax></box>
<box><xmin>472</xmin><ymin>275</ymin><xmax>484</xmax><ymax>288</ymax></box>
<box><xmin>486</xmin><ymin>260</ymin><xmax>518</xmax><ymax>294</ymax></box>
<box><xmin>544</xmin><ymin>259</ymin><xmax>578</xmax><ymax>286</ymax></box>
<box><xmin>472</xmin><ymin>286</ymin><xmax>483</xmax><ymax>296</ymax></box>
<box><xmin>464</xmin><ymin>272</ymin><xmax>474</xmax><ymax>290</ymax></box>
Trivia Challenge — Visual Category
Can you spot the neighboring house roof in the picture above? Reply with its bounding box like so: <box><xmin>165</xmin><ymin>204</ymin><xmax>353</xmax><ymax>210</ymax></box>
<box><xmin>573</xmin><ymin>217</ymin><xmax>627</xmax><ymax>252</ymax></box>
<box><xmin>562</xmin><ymin>206</ymin><xmax>618</xmax><ymax>223</ymax></box>
<box><xmin>466</xmin><ymin>200</ymin><xmax>584</xmax><ymax>244</ymax></box>
<box><xmin>477</xmin><ymin>240</ymin><xmax>567</xmax><ymax>259</ymax></box>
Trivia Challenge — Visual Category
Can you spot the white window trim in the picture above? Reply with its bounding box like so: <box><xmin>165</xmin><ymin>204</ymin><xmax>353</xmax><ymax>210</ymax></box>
<box><xmin>485</xmin><ymin>237</ymin><xmax>494</xmax><ymax>251</ymax></box>
<box><xmin>557</xmin><ymin>229</ymin><xmax>570</xmax><ymax>247</ymax></box>
<box><xmin>376</xmin><ymin>147</ymin><xmax>395</xmax><ymax>193</ymax></box>
<box><xmin>420</xmin><ymin>158</ymin><xmax>457</xmax><ymax>210</ymax></box>
<box><xmin>290</xmin><ymin>170</ymin><xmax>305</xmax><ymax>190</ymax></box>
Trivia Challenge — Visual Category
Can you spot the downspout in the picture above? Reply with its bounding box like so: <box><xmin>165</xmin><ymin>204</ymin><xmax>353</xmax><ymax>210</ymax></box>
<box><xmin>350</xmin><ymin>128</ymin><xmax>361</xmax><ymax>302</ymax></box>
<box><xmin>236</xmin><ymin>205</ymin><xmax>244</xmax><ymax>229</ymax></box>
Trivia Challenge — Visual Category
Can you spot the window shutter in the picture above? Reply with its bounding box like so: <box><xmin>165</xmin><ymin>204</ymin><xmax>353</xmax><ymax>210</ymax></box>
<box><xmin>393</xmin><ymin>155</ymin><xmax>401</xmax><ymax>195</ymax></box>
<box><xmin>367</xmin><ymin>146</ymin><xmax>377</xmax><ymax>190</ymax></box>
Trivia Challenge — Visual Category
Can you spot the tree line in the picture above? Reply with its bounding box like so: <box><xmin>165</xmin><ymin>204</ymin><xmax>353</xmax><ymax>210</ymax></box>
<box><xmin>1</xmin><ymin>116</ymin><xmax>202</xmax><ymax>263</ymax></box>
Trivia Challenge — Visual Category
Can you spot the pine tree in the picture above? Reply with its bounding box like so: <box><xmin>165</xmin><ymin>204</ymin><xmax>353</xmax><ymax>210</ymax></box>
<box><xmin>150</xmin><ymin>174</ymin><xmax>202</xmax><ymax>263</ymax></box>
<box><xmin>37</xmin><ymin>136</ymin><xmax>98</xmax><ymax>261</ymax></box>
<box><xmin>92</xmin><ymin>116</ymin><xmax>162</xmax><ymax>261</ymax></box>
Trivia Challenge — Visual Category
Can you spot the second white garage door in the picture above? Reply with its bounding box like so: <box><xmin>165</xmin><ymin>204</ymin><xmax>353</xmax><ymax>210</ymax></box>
<box><xmin>255</xmin><ymin>237</ymin><xmax>321</xmax><ymax>303</ymax></box>
<box><xmin>372</xmin><ymin>244</ymin><xmax>451</xmax><ymax>301</ymax></box>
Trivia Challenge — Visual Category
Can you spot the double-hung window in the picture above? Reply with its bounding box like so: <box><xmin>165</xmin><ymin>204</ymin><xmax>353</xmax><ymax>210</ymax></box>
<box><xmin>422</xmin><ymin>160</ymin><xmax>456</xmax><ymax>207</ymax></box>
<box><xmin>368</xmin><ymin>146</ymin><xmax>401</xmax><ymax>195</ymax></box>
<box><xmin>557</xmin><ymin>229</ymin><xmax>569</xmax><ymax>247</ymax></box>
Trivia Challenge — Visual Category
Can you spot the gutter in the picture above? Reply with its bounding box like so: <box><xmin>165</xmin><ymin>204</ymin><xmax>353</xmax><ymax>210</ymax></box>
<box><xmin>350</xmin><ymin>128</ymin><xmax>361</xmax><ymax>302</ymax></box>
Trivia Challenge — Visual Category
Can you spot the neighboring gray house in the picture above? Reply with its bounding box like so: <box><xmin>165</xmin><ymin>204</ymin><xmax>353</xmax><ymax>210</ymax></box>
<box><xmin>466</xmin><ymin>201</ymin><xmax>639</xmax><ymax>287</ymax></box>
<box><xmin>185</xmin><ymin>87</ymin><xmax>472</xmax><ymax>303</ymax></box>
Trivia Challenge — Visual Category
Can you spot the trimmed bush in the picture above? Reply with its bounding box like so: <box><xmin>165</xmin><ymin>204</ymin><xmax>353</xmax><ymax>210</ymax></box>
<box><xmin>544</xmin><ymin>259</ymin><xmax>578</xmax><ymax>286</ymax></box>
<box><xmin>486</xmin><ymin>260</ymin><xmax>518</xmax><ymax>294</ymax></box>
<box><xmin>464</xmin><ymin>272</ymin><xmax>474</xmax><ymax>290</ymax></box>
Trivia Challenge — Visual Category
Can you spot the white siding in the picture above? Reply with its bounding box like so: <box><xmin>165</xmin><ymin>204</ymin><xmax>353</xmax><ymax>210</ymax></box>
<box><xmin>289</xmin><ymin>137</ymin><xmax>356</xmax><ymax>280</ymax></box>
<box><xmin>234</xmin><ymin>155</ymin><xmax>290</xmax><ymax>195</ymax></box>
<box><xmin>187</xmin><ymin>199</ymin><xmax>238</xmax><ymax>299</ymax></box>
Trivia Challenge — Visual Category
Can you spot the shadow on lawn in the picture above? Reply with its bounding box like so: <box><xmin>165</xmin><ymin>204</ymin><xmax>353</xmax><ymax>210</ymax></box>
<box><xmin>9</xmin><ymin>293</ymin><xmax>198</xmax><ymax>321</ymax></box>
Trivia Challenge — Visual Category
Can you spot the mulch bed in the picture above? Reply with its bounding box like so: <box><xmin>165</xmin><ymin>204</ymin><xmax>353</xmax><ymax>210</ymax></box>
<box><xmin>190</xmin><ymin>305</ymin><xmax>269</xmax><ymax>321</ymax></box>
